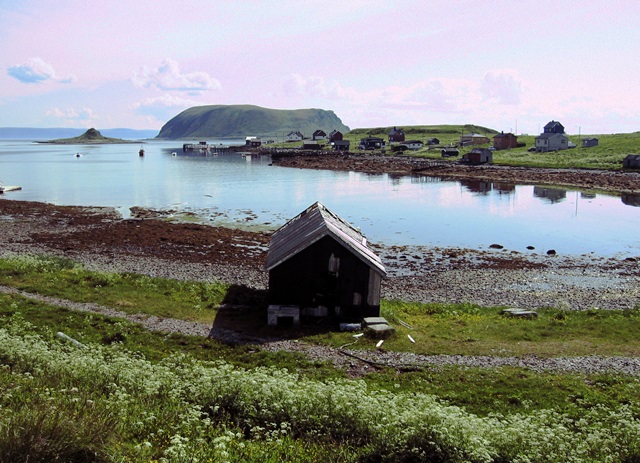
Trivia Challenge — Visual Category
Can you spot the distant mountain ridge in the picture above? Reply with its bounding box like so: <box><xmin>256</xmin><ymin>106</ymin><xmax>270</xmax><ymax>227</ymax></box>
<box><xmin>0</xmin><ymin>127</ymin><xmax>158</xmax><ymax>140</ymax></box>
<box><xmin>156</xmin><ymin>105</ymin><xmax>350</xmax><ymax>139</ymax></box>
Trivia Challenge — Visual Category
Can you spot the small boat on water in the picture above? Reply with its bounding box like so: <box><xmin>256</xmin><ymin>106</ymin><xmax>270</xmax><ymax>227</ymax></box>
<box><xmin>0</xmin><ymin>183</ymin><xmax>22</xmax><ymax>194</ymax></box>
<box><xmin>139</xmin><ymin>146</ymin><xmax>145</xmax><ymax>157</ymax></box>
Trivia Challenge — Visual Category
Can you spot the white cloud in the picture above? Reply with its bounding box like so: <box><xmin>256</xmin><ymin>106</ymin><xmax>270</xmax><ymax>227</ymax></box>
<box><xmin>7</xmin><ymin>57</ymin><xmax>76</xmax><ymax>84</ymax></box>
<box><xmin>132</xmin><ymin>93</ymin><xmax>202</xmax><ymax>110</ymax></box>
<box><xmin>480</xmin><ymin>70</ymin><xmax>524</xmax><ymax>105</ymax></box>
<box><xmin>132</xmin><ymin>58</ymin><xmax>221</xmax><ymax>95</ymax></box>
<box><xmin>283</xmin><ymin>73</ymin><xmax>363</xmax><ymax>101</ymax></box>
<box><xmin>282</xmin><ymin>71</ymin><xmax>636</xmax><ymax>133</ymax></box>
<box><xmin>381</xmin><ymin>79</ymin><xmax>479</xmax><ymax>114</ymax></box>
<box><xmin>286</xmin><ymin>72</ymin><xmax>481</xmax><ymax>111</ymax></box>
<box><xmin>132</xmin><ymin>93</ymin><xmax>204</xmax><ymax>120</ymax></box>
<box><xmin>46</xmin><ymin>107</ymin><xmax>99</xmax><ymax>126</ymax></box>
<box><xmin>284</xmin><ymin>74</ymin><xmax>330</xmax><ymax>97</ymax></box>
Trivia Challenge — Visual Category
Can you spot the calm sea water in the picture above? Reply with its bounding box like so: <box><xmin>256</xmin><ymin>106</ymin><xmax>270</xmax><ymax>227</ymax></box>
<box><xmin>1</xmin><ymin>139</ymin><xmax>639</xmax><ymax>257</ymax></box>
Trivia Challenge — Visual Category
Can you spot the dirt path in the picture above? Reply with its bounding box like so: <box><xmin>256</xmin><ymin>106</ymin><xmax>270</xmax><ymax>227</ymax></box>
<box><xmin>3</xmin><ymin>284</ymin><xmax>640</xmax><ymax>378</ymax></box>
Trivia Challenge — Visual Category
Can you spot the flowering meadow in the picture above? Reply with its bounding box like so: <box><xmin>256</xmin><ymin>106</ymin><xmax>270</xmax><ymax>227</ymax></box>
<box><xmin>0</xmin><ymin>312</ymin><xmax>639</xmax><ymax>463</ymax></box>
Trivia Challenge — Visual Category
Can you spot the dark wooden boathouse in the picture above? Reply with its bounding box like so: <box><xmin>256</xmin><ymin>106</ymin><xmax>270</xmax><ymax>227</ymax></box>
<box><xmin>265</xmin><ymin>202</ymin><xmax>386</xmax><ymax>324</ymax></box>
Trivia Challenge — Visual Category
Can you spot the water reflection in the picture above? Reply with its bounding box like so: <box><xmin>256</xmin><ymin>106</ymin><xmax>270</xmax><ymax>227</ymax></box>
<box><xmin>533</xmin><ymin>186</ymin><xmax>567</xmax><ymax>204</ymax></box>
<box><xmin>460</xmin><ymin>179</ymin><xmax>493</xmax><ymax>195</ymax></box>
<box><xmin>1</xmin><ymin>140</ymin><xmax>640</xmax><ymax>256</ymax></box>
<box><xmin>457</xmin><ymin>179</ymin><xmax>515</xmax><ymax>196</ymax></box>
<box><xmin>493</xmin><ymin>183</ymin><xmax>516</xmax><ymax>194</ymax></box>
<box><xmin>410</xmin><ymin>175</ymin><xmax>444</xmax><ymax>184</ymax></box>
<box><xmin>622</xmin><ymin>194</ymin><xmax>640</xmax><ymax>207</ymax></box>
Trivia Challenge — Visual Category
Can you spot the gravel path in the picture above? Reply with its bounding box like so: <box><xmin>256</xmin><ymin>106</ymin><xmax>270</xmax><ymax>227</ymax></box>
<box><xmin>3</xmin><ymin>284</ymin><xmax>640</xmax><ymax>377</ymax></box>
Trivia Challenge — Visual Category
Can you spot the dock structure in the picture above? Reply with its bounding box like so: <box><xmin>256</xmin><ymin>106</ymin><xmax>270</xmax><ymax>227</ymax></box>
<box><xmin>182</xmin><ymin>141</ymin><xmax>231</xmax><ymax>154</ymax></box>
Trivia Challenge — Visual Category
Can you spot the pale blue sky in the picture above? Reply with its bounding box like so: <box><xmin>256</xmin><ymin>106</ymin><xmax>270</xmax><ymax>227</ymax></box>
<box><xmin>1</xmin><ymin>0</ymin><xmax>639</xmax><ymax>134</ymax></box>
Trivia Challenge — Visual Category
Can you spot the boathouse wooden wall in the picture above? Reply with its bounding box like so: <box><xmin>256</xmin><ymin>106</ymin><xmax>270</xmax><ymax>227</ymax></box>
<box><xmin>268</xmin><ymin>235</ymin><xmax>381</xmax><ymax>320</ymax></box>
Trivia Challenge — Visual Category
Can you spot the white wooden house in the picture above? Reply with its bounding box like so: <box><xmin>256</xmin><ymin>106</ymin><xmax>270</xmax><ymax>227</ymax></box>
<box><xmin>535</xmin><ymin>133</ymin><xmax>568</xmax><ymax>152</ymax></box>
<box><xmin>400</xmin><ymin>140</ymin><xmax>424</xmax><ymax>151</ymax></box>
<box><xmin>286</xmin><ymin>131</ymin><xmax>304</xmax><ymax>142</ymax></box>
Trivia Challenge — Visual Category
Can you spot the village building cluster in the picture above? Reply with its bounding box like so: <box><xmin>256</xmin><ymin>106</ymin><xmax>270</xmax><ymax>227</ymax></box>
<box><xmin>263</xmin><ymin>120</ymin><xmax>587</xmax><ymax>162</ymax></box>
<box><xmin>248</xmin><ymin>120</ymin><xmax>590</xmax><ymax>162</ymax></box>
<box><xmin>244</xmin><ymin>120</ymin><xmax>640</xmax><ymax>172</ymax></box>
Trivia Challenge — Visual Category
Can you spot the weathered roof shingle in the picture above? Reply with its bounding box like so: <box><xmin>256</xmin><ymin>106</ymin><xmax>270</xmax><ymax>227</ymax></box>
<box><xmin>265</xmin><ymin>202</ymin><xmax>386</xmax><ymax>276</ymax></box>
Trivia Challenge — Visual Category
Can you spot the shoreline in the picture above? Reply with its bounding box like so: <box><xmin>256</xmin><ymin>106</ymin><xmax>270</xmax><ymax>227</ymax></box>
<box><xmin>1</xmin><ymin>197</ymin><xmax>639</xmax><ymax>311</ymax></box>
<box><xmin>268</xmin><ymin>151</ymin><xmax>640</xmax><ymax>194</ymax></box>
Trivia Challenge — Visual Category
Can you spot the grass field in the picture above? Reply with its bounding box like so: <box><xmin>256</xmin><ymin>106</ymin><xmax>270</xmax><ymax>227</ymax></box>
<box><xmin>0</xmin><ymin>255</ymin><xmax>639</xmax><ymax>461</ymax></box>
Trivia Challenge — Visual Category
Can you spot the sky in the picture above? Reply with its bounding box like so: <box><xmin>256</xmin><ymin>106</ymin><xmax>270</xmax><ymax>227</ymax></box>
<box><xmin>1</xmin><ymin>0</ymin><xmax>639</xmax><ymax>135</ymax></box>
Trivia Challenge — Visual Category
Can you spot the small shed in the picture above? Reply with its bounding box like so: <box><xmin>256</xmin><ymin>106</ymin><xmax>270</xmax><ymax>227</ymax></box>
<box><xmin>358</xmin><ymin>137</ymin><xmax>385</xmax><ymax>150</ymax></box>
<box><xmin>427</xmin><ymin>138</ymin><xmax>440</xmax><ymax>145</ymax></box>
<box><xmin>463</xmin><ymin>148</ymin><xmax>493</xmax><ymax>164</ymax></box>
<box><xmin>441</xmin><ymin>147</ymin><xmax>459</xmax><ymax>157</ymax></box>
<box><xmin>312</xmin><ymin>129</ymin><xmax>327</xmax><ymax>140</ymax></box>
<box><xmin>582</xmin><ymin>138</ymin><xmax>599</xmax><ymax>148</ymax></box>
<box><xmin>623</xmin><ymin>155</ymin><xmax>640</xmax><ymax>169</ymax></box>
<box><xmin>460</xmin><ymin>133</ymin><xmax>490</xmax><ymax>146</ymax></box>
<box><xmin>302</xmin><ymin>140</ymin><xmax>322</xmax><ymax>150</ymax></box>
<box><xmin>245</xmin><ymin>136</ymin><xmax>262</xmax><ymax>147</ymax></box>
<box><xmin>493</xmin><ymin>132</ymin><xmax>518</xmax><ymax>150</ymax></box>
<box><xmin>265</xmin><ymin>202</ymin><xmax>387</xmax><ymax>324</ymax></box>
<box><xmin>329</xmin><ymin>130</ymin><xmax>344</xmax><ymax>142</ymax></box>
<box><xmin>388</xmin><ymin>127</ymin><xmax>405</xmax><ymax>143</ymax></box>
<box><xmin>332</xmin><ymin>140</ymin><xmax>350</xmax><ymax>151</ymax></box>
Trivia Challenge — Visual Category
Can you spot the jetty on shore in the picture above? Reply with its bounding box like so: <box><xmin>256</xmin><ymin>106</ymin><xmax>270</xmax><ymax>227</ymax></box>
<box><xmin>182</xmin><ymin>141</ymin><xmax>231</xmax><ymax>154</ymax></box>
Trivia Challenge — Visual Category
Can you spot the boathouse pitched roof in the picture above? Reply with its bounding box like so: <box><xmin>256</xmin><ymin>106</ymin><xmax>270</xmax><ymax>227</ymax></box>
<box><xmin>264</xmin><ymin>202</ymin><xmax>386</xmax><ymax>276</ymax></box>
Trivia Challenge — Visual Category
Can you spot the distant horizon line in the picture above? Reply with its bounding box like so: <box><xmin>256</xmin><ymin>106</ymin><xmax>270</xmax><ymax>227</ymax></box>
<box><xmin>0</xmin><ymin>126</ymin><xmax>160</xmax><ymax>131</ymax></box>
<box><xmin>0</xmin><ymin>125</ymin><xmax>636</xmax><ymax>137</ymax></box>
